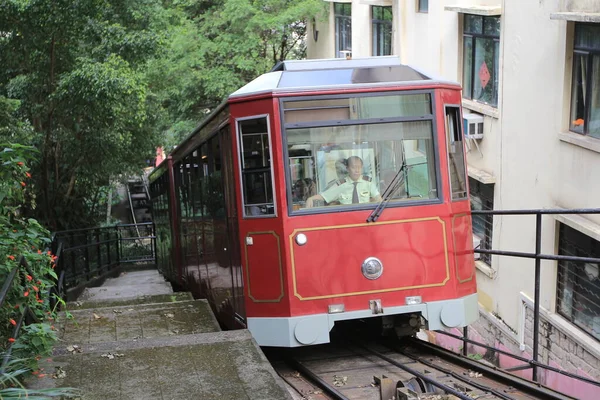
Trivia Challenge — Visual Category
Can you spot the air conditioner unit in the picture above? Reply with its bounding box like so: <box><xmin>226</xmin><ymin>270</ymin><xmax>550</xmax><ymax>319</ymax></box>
<box><xmin>463</xmin><ymin>113</ymin><xmax>484</xmax><ymax>139</ymax></box>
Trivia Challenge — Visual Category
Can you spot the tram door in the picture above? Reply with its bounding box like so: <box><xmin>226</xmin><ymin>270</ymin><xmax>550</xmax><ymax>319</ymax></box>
<box><xmin>444</xmin><ymin>105</ymin><xmax>474</xmax><ymax>283</ymax></box>
<box><xmin>200</xmin><ymin>129</ymin><xmax>244</xmax><ymax>329</ymax></box>
<box><xmin>220</xmin><ymin>126</ymin><xmax>245</xmax><ymax>323</ymax></box>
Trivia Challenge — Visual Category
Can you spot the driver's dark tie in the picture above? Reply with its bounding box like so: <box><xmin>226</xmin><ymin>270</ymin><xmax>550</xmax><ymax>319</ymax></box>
<box><xmin>352</xmin><ymin>182</ymin><xmax>359</xmax><ymax>204</ymax></box>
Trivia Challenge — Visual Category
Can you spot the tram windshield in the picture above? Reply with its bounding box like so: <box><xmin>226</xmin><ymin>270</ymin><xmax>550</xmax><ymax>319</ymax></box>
<box><xmin>284</xmin><ymin>93</ymin><xmax>438</xmax><ymax>213</ymax></box>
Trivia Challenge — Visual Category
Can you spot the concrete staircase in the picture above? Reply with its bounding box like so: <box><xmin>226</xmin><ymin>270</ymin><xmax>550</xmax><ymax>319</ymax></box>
<box><xmin>28</xmin><ymin>270</ymin><xmax>291</xmax><ymax>400</ymax></box>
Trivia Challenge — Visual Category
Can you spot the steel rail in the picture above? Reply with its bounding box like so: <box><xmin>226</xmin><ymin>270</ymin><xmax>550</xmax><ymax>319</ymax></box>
<box><xmin>409</xmin><ymin>338</ymin><xmax>576</xmax><ymax>400</ymax></box>
<box><xmin>285</xmin><ymin>357</ymin><xmax>350</xmax><ymax>400</ymax></box>
<box><xmin>354</xmin><ymin>343</ymin><xmax>474</xmax><ymax>400</ymax></box>
<box><xmin>384</xmin><ymin>341</ymin><xmax>516</xmax><ymax>400</ymax></box>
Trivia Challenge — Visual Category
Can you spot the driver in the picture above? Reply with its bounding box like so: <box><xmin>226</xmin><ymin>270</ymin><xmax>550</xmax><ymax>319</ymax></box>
<box><xmin>306</xmin><ymin>156</ymin><xmax>382</xmax><ymax>207</ymax></box>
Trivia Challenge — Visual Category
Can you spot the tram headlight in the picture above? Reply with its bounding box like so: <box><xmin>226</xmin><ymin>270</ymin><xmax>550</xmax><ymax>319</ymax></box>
<box><xmin>361</xmin><ymin>257</ymin><xmax>383</xmax><ymax>280</ymax></box>
<box><xmin>295</xmin><ymin>233</ymin><xmax>307</xmax><ymax>246</ymax></box>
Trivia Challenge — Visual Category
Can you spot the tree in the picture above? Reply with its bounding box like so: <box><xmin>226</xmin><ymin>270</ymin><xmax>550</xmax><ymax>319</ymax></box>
<box><xmin>147</xmin><ymin>0</ymin><xmax>327</xmax><ymax>145</ymax></box>
<box><xmin>0</xmin><ymin>0</ymin><xmax>168</xmax><ymax>229</ymax></box>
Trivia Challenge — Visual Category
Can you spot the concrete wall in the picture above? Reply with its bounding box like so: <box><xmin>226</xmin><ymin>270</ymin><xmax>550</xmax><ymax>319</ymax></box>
<box><xmin>306</xmin><ymin>0</ymin><xmax>600</xmax><ymax>392</ymax></box>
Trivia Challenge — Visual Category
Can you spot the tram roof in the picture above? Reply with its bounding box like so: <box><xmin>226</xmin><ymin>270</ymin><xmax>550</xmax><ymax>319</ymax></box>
<box><xmin>230</xmin><ymin>56</ymin><xmax>459</xmax><ymax>98</ymax></box>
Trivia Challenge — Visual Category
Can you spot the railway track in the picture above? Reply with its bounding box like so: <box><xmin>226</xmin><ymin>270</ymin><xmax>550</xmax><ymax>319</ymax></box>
<box><xmin>267</xmin><ymin>335</ymin><xmax>575</xmax><ymax>400</ymax></box>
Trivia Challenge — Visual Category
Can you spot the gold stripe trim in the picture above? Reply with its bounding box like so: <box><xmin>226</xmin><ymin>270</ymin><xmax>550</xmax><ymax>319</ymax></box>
<box><xmin>289</xmin><ymin>217</ymin><xmax>450</xmax><ymax>300</ymax></box>
<box><xmin>244</xmin><ymin>231</ymin><xmax>284</xmax><ymax>302</ymax></box>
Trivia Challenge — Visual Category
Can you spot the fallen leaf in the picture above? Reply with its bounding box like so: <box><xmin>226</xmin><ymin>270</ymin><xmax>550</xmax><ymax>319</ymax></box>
<box><xmin>93</xmin><ymin>313</ymin><xmax>101</xmax><ymax>319</ymax></box>
<box><xmin>164</xmin><ymin>313</ymin><xmax>174</xmax><ymax>318</ymax></box>
<box><xmin>53</xmin><ymin>367</ymin><xmax>67</xmax><ymax>379</ymax></box>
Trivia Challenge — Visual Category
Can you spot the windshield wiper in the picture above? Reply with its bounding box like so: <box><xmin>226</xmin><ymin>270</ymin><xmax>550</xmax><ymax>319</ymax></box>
<box><xmin>366</xmin><ymin>161</ymin><xmax>431</xmax><ymax>222</ymax></box>
<box><xmin>366</xmin><ymin>162</ymin><xmax>407</xmax><ymax>223</ymax></box>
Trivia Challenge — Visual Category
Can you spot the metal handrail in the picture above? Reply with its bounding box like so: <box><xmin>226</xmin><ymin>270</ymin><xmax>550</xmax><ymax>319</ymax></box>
<box><xmin>466</xmin><ymin>207</ymin><xmax>600</xmax><ymax>384</ymax></box>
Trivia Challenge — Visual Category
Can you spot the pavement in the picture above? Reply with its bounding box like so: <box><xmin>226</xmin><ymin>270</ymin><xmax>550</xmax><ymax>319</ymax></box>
<box><xmin>27</xmin><ymin>270</ymin><xmax>291</xmax><ymax>400</ymax></box>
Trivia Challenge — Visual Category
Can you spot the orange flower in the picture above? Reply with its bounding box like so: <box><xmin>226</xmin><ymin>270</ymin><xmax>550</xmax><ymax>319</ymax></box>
<box><xmin>32</xmin><ymin>370</ymin><xmax>39</xmax><ymax>375</ymax></box>
<box><xmin>7</xmin><ymin>255</ymin><xmax>15</xmax><ymax>260</ymax></box>
<box><xmin>37</xmin><ymin>374</ymin><xmax>46</xmax><ymax>378</ymax></box>
<box><xmin>20</xmin><ymin>181</ymin><xmax>26</xmax><ymax>187</ymax></box>
<box><xmin>26</xmin><ymin>275</ymin><xmax>33</xmax><ymax>281</ymax></box>
<box><xmin>37</xmin><ymin>250</ymin><xmax>42</xmax><ymax>254</ymax></box>
<box><xmin>25</xmin><ymin>172</ymin><xmax>31</xmax><ymax>178</ymax></box>
<box><xmin>47</xmin><ymin>251</ymin><xmax>52</xmax><ymax>255</ymax></box>
<box><xmin>17</xmin><ymin>162</ymin><xmax>23</xmax><ymax>166</ymax></box>
<box><xmin>32</xmin><ymin>286</ymin><xmax>39</xmax><ymax>292</ymax></box>
<box><xmin>9</xmin><ymin>319</ymin><xmax>16</xmax><ymax>326</ymax></box>
<box><xmin>23</xmin><ymin>291</ymin><xmax>29</xmax><ymax>297</ymax></box>
<box><xmin>37</xmin><ymin>299</ymin><xmax>43</xmax><ymax>303</ymax></box>
<box><xmin>8</xmin><ymin>338</ymin><xmax>15</xmax><ymax>343</ymax></box>
<box><xmin>573</xmin><ymin>118</ymin><xmax>585</xmax><ymax>126</ymax></box>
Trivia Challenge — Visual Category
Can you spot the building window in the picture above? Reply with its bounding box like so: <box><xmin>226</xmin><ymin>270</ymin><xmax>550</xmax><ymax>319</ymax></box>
<box><xmin>469</xmin><ymin>177</ymin><xmax>493</xmax><ymax>265</ymax></box>
<box><xmin>463</xmin><ymin>14</ymin><xmax>500</xmax><ymax>107</ymax></box>
<box><xmin>570</xmin><ymin>23</ymin><xmax>600</xmax><ymax>139</ymax></box>
<box><xmin>557</xmin><ymin>223</ymin><xmax>600</xmax><ymax>341</ymax></box>
<box><xmin>372</xmin><ymin>6</ymin><xmax>392</xmax><ymax>56</ymax></box>
<box><xmin>335</xmin><ymin>3</ymin><xmax>352</xmax><ymax>58</ymax></box>
<box><xmin>417</xmin><ymin>0</ymin><xmax>428</xmax><ymax>13</ymax></box>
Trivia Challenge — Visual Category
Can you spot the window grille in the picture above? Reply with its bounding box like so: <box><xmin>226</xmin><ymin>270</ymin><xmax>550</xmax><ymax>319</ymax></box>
<box><xmin>557</xmin><ymin>223</ymin><xmax>600</xmax><ymax>341</ymax></box>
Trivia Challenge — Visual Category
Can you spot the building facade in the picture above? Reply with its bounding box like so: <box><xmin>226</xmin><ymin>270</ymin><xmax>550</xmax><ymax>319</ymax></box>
<box><xmin>308</xmin><ymin>0</ymin><xmax>600</xmax><ymax>397</ymax></box>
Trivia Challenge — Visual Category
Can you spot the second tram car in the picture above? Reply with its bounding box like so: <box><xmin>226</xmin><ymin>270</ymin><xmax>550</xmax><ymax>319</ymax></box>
<box><xmin>149</xmin><ymin>56</ymin><xmax>478</xmax><ymax>347</ymax></box>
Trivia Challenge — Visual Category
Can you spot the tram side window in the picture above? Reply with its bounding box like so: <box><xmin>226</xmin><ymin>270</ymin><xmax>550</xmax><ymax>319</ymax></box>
<box><xmin>446</xmin><ymin>106</ymin><xmax>468</xmax><ymax>200</ymax></box>
<box><xmin>238</xmin><ymin>117</ymin><xmax>275</xmax><ymax>217</ymax></box>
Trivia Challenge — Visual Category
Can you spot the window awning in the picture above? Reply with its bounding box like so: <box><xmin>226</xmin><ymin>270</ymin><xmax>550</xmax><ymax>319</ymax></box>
<box><xmin>445</xmin><ymin>5</ymin><xmax>502</xmax><ymax>16</ymax></box>
<box><xmin>467</xmin><ymin>165</ymin><xmax>495</xmax><ymax>184</ymax></box>
<box><xmin>550</xmin><ymin>12</ymin><xmax>600</xmax><ymax>23</ymax></box>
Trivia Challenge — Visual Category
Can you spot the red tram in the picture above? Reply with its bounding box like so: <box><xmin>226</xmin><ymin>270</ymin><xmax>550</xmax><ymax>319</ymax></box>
<box><xmin>149</xmin><ymin>56</ymin><xmax>478</xmax><ymax>347</ymax></box>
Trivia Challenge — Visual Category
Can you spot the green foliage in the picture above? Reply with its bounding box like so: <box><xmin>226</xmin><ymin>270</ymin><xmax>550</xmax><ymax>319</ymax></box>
<box><xmin>0</xmin><ymin>0</ymin><xmax>166</xmax><ymax>229</ymax></box>
<box><xmin>0</xmin><ymin>0</ymin><xmax>329</xmax><ymax>228</ymax></box>
<box><xmin>147</xmin><ymin>0</ymin><xmax>327</xmax><ymax>145</ymax></box>
<box><xmin>11</xmin><ymin>324</ymin><xmax>57</xmax><ymax>363</ymax></box>
<box><xmin>0</xmin><ymin>357</ymin><xmax>80</xmax><ymax>399</ymax></box>
<box><xmin>467</xmin><ymin>353</ymin><xmax>483</xmax><ymax>361</ymax></box>
<box><xmin>0</xmin><ymin>144</ymin><xmax>59</xmax><ymax>370</ymax></box>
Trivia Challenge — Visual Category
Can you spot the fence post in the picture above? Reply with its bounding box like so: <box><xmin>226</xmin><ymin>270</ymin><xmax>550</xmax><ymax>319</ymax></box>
<box><xmin>84</xmin><ymin>231</ymin><xmax>91</xmax><ymax>281</ymax></box>
<box><xmin>532</xmin><ymin>213</ymin><xmax>542</xmax><ymax>382</ymax></box>
<box><xmin>106</xmin><ymin>228</ymin><xmax>111</xmax><ymax>272</ymax></box>
<box><xmin>96</xmin><ymin>228</ymin><xmax>101</xmax><ymax>275</ymax></box>
<box><xmin>70</xmin><ymin>232</ymin><xmax>76</xmax><ymax>286</ymax></box>
<box><xmin>152</xmin><ymin>222</ymin><xmax>157</xmax><ymax>267</ymax></box>
<box><xmin>463</xmin><ymin>326</ymin><xmax>468</xmax><ymax>356</ymax></box>
<box><xmin>116</xmin><ymin>225</ymin><xmax>121</xmax><ymax>267</ymax></box>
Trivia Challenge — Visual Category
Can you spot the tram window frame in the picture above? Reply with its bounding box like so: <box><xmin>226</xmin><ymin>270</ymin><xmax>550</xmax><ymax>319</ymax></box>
<box><xmin>569</xmin><ymin>23</ymin><xmax>600</xmax><ymax>139</ymax></box>
<box><xmin>462</xmin><ymin>14</ymin><xmax>500</xmax><ymax>107</ymax></box>
<box><xmin>445</xmin><ymin>105</ymin><xmax>468</xmax><ymax>201</ymax></box>
<box><xmin>372</xmin><ymin>6</ymin><xmax>392</xmax><ymax>56</ymax></box>
<box><xmin>236</xmin><ymin>115</ymin><xmax>277</xmax><ymax>218</ymax></box>
<box><xmin>280</xmin><ymin>90</ymin><xmax>443</xmax><ymax>216</ymax></box>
